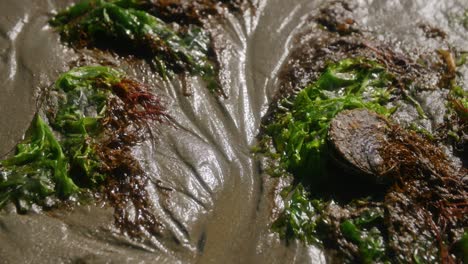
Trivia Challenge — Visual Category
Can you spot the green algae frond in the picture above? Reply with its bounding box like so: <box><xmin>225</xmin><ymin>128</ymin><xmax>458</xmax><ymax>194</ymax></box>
<box><xmin>339</xmin><ymin>210</ymin><xmax>387</xmax><ymax>263</ymax></box>
<box><xmin>53</xmin><ymin>66</ymin><xmax>119</xmax><ymax>134</ymax></box>
<box><xmin>0</xmin><ymin>115</ymin><xmax>78</xmax><ymax>211</ymax></box>
<box><xmin>263</xmin><ymin>58</ymin><xmax>400</xmax><ymax>263</ymax></box>
<box><xmin>272</xmin><ymin>184</ymin><xmax>324</xmax><ymax>245</ymax></box>
<box><xmin>0</xmin><ymin>66</ymin><xmax>166</xmax><ymax>220</ymax></box>
<box><xmin>263</xmin><ymin>58</ymin><xmax>467</xmax><ymax>263</ymax></box>
<box><xmin>51</xmin><ymin>66</ymin><xmax>122</xmax><ymax>187</ymax></box>
<box><xmin>450</xmin><ymin>85</ymin><xmax>468</xmax><ymax>121</ymax></box>
<box><xmin>50</xmin><ymin>0</ymin><xmax>220</xmax><ymax>94</ymax></box>
<box><xmin>266</xmin><ymin>58</ymin><xmax>394</xmax><ymax>179</ymax></box>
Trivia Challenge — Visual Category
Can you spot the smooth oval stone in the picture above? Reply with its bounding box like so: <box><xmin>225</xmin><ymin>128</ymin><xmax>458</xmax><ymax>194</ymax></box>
<box><xmin>328</xmin><ymin>109</ymin><xmax>390</xmax><ymax>184</ymax></box>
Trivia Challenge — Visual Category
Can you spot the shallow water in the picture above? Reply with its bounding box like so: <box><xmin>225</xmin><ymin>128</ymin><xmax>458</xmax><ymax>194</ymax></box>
<box><xmin>0</xmin><ymin>0</ymin><xmax>466</xmax><ymax>263</ymax></box>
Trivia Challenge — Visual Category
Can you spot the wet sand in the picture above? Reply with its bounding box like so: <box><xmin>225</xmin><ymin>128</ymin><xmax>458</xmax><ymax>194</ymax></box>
<box><xmin>0</xmin><ymin>0</ymin><xmax>467</xmax><ymax>263</ymax></box>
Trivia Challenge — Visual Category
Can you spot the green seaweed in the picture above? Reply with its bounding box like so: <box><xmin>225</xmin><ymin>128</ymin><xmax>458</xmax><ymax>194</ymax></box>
<box><xmin>50</xmin><ymin>0</ymin><xmax>219</xmax><ymax>94</ymax></box>
<box><xmin>52</xmin><ymin>66</ymin><xmax>119</xmax><ymax>134</ymax></box>
<box><xmin>272</xmin><ymin>185</ymin><xmax>324</xmax><ymax>245</ymax></box>
<box><xmin>273</xmin><ymin>184</ymin><xmax>389</xmax><ymax>263</ymax></box>
<box><xmin>261</xmin><ymin>8</ymin><xmax>467</xmax><ymax>261</ymax></box>
<box><xmin>266</xmin><ymin>58</ymin><xmax>394</xmax><ymax>179</ymax></box>
<box><xmin>264</xmin><ymin>58</ymin><xmax>466</xmax><ymax>263</ymax></box>
<box><xmin>52</xmin><ymin>66</ymin><xmax>167</xmax><ymax>236</ymax></box>
<box><xmin>51</xmin><ymin>66</ymin><xmax>123</xmax><ymax>186</ymax></box>
<box><xmin>442</xmin><ymin>84</ymin><xmax>467</xmax><ymax>150</ymax></box>
<box><xmin>454</xmin><ymin>231</ymin><xmax>468</xmax><ymax>262</ymax></box>
<box><xmin>0</xmin><ymin>115</ymin><xmax>78</xmax><ymax>212</ymax></box>
<box><xmin>111</xmin><ymin>0</ymin><xmax>247</xmax><ymax>25</ymax></box>
<box><xmin>264</xmin><ymin>58</ymin><xmax>399</xmax><ymax>263</ymax></box>
<box><xmin>340</xmin><ymin>209</ymin><xmax>387</xmax><ymax>263</ymax></box>
<box><xmin>0</xmin><ymin>66</ymin><xmax>166</xmax><ymax>217</ymax></box>
<box><xmin>450</xmin><ymin>85</ymin><xmax>468</xmax><ymax>120</ymax></box>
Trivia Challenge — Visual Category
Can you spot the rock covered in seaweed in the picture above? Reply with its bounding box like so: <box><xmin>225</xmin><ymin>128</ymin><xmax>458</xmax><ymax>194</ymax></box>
<box><xmin>0</xmin><ymin>66</ymin><xmax>168</xmax><ymax>237</ymax></box>
<box><xmin>50</xmin><ymin>0</ymin><xmax>222</xmax><ymax>95</ymax></box>
<box><xmin>264</xmin><ymin>58</ymin><xmax>394</xmax><ymax>182</ymax></box>
<box><xmin>0</xmin><ymin>115</ymin><xmax>79</xmax><ymax>212</ymax></box>
<box><xmin>259</xmin><ymin>1</ymin><xmax>468</xmax><ymax>263</ymax></box>
<box><xmin>115</xmin><ymin>0</ymin><xmax>252</xmax><ymax>26</ymax></box>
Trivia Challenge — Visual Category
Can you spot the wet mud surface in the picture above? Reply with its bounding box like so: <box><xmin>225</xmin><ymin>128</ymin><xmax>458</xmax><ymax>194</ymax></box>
<box><xmin>0</xmin><ymin>0</ymin><xmax>467</xmax><ymax>263</ymax></box>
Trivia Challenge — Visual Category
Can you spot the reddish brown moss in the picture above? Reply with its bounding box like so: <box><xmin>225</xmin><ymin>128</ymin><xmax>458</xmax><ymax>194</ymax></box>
<box><xmin>380</xmin><ymin>125</ymin><xmax>467</xmax><ymax>263</ymax></box>
<box><xmin>95</xmin><ymin>78</ymin><xmax>169</xmax><ymax>237</ymax></box>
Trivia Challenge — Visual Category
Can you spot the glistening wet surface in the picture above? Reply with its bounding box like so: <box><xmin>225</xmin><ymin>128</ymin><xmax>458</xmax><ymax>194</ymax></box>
<box><xmin>0</xmin><ymin>0</ymin><xmax>467</xmax><ymax>263</ymax></box>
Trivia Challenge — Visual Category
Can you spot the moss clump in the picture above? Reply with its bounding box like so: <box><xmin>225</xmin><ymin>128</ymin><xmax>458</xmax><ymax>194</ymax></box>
<box><xmin>340</xmin><ymin>210</ymin><xmax>387</xmax><ymax>263</ymax></box>
<box><xmin>54</xmin><ymin>66</ymin><xmax>167</xmax><ymax>237</ymax></box>
<box><xmin>273</xmin><ymin>184</ymin><xmax>390</xmax><ymax>264</ymax></box>
<box><xmin>272</xmin><ymin>185</ymin><xmax>324</xmax><ymax>245</ymax></box>
<box><xmin>1</xmin><ymin>66</ymin><xmax>167</xmax><ymax>237</ymax></box>
<box><xmin>110</xmin><ymin>0</ymin><xmax>250</xmax><ymax>26</ymax></box>
<box><xmin>50</xmin><ymin>0</ymin><xmax>220</xmax><ymax>94</ymax></box>
<box><xmin>448</xmin><ymin>86</ymin><xmax>467</xmax><ymax>130</ymax></box>
<box><xmin>263</xmin><ymin>58</ymin><xmax>467</xmax><ymax>263</ymax></box>
<box><xmin>263</xmin><ymin>58</ymin><xmax>395</xmax><ymax>263</ymax></box>
<box><xmin>265</xmin><ymin>58</ymin><xmax>394</xmax><ymax>180</ymax></box>
<box><xmin>0</xmin><ymin>115</ymin><xmax>78</xmax><ymax>212</ymax></box>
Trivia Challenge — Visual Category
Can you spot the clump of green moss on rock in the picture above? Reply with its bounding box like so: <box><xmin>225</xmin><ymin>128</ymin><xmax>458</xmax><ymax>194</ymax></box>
<box><xmin>50</xmin><ymin>0</ymin><xmax>221</xmax><ymax>95</ymax></box>
<box><xmin>264</xmin><ymin>58</ymin><xmax>395</xmax><ymax>263</ymax></box>
<box><xmin>0</xmin><ymin>115</ymin><xmax>78</xmax><ymax>212</ymax></box>
<box><xmin>265</xmin><ymin>58</ymin><xmax>395</xmax><ymax>180</ymax></box>
<box><xmin>110</xmin><ymin>0</ymin><xmax>251</xmax><ymax>26</ymax></box>
<box><xmin>261</xmin><ymin>58</ymin><xmax>467</xmax><ymax>263</ymax></box>
<box><xmin>1</xmin><ymin>66</ymin><xmax>167</xmax><ymax>237</ymax></box>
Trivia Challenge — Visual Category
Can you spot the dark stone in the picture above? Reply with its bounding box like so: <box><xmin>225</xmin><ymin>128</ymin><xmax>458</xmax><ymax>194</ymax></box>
<box><xmin>328</xmin><ymin>109</ymin><xmax>390</xmax><ymax>184</ymax></box>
